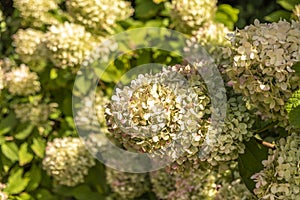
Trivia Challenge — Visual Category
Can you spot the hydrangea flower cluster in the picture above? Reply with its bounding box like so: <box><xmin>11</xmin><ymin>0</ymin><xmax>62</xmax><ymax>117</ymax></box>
<box><xmin>13</xmin><ymin>101</ymin><xmax>56</xmax><ymax>126</ymax></box>
<box><xmin>105</xmin><ymin>65</ymin><xmax>211</xmax><ymax>167</ymax></box>
<box><xmin>43</xmin><ymin>22</ymin><xmax>97</xmax><ymax>69</ymax></box>
<box><xmin>170</xmin><ymin>0</ymin><xmax>217</xmax><ymax>33</ymax></box>
<box><xmin>150</xmin><ymin>165</ymin><xmax>254</xmax><ymax>200</ymax></box>
<box><xmin>223</xmin><ymin>20</ymin><xmax>300</xmax><ymax>125</ymax></box>
<box><xmin>0</xmin><ymin>66</ymin><xmax>4</xmax><ymax>93</ymax></box>
<box><xmin>66</xmin><ymin>0</ymin><xmax>133</xmax><ymax>34</ymax></box>
<box><xmin>192</xmin><ymin>22</ymin><xmax>231</xmax><ymax>48</ymax></box>
<box><xmin>13</xmin><ymin>28</ymin><xmax>46</xmax><ymax>66</ymax></box>
<box><xmin>42</xmin><ymin>137</ymin><xmax>96</xmax><ymax>187</ymax></box>
<box><xmin>251</xmin><ymin>131</ymin><xmax>300</xmax><ymax>200</ymax></box>
<box><xmin>106</xmin><ymin>168</ymin><xmax>150</xmax><ymax>199</ymax></box>
<box><xmin>13</xmin><ymin>0</ymin><xmax>59</xmax><ymax>28</ymax></box>
<box><xmin>204</xmin><ymin>95</ymin><xmax>255</xmax><ymax>166</ymax></box>
<box><xmin>5</xmin><ymin>64</ymin><xmax>40</xmax><ymax>96</ymax></box>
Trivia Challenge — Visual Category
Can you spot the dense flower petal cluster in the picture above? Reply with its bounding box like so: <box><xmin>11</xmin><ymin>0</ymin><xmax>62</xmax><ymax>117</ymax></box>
<box><xmin>13</xmin><ymin>101</ymin><xmax>57</xmax><ymax>126</ymax></box>
<box><xmin>13</xmin><ymin>0</ymin><xmax>59</xmax><ymax>28</ymax></box>
<box><xmin>192</xmin><ymin>22</ymin><xmax>231</xmax><ymax>47</ymax></box>
<box><xmin>223</xmin><ymin>20</ymin><xmax>300</xmax><ymax>125</ymax></box>
<box><xmin>105</xmin><ymin>65</ymin><xmax>211</xmax><ymax>167</ymax></box>
<box><xmin>44</xmin><ymin>22</ymin><xmax>97</xmax><ymax>68</ymax></box>
<box><xmin>251</xmin><ymin>131</ymin><xmax>300</xmax><ymax>200</ymax></box>
<box><xmin>170</xmin><ymin>0</ymin><xmax>217</xmax><ymax>33</ymax></box>
<box><xmin>5</xmin><ymin>64</ymin><xmax>40</xmax><ymax>96</ymax></box>
<box><xmin>106</xmin><ymin>168</ymin><xmax>150</xmax><ymax>199</ymax></box>
<box><xmin>42</xmin><ymin>137</ymin><xmax>96</xmax><ymax>187</ymax></box>
<box><xmin>150</xmin><ymin>165</ymin><xmax>254</xmax><ymax>200</ymax></box>
<box><xmin>67</xmin><ymin>0</ymin><xmax>133</xmax><ymax>34</ymax></box>
<box><xmin>204</xmin><ymin>95</ymin><xmax>255</xmax><ymax>166</ymax></box>
<box><xmin>13</xmin><ymin>28</ymin><xmax>46</xmax><ymax>66</ymax></box>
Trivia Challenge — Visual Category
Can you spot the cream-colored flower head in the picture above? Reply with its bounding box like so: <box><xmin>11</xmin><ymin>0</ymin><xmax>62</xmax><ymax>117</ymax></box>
<box><xmin>5</xmin><ymin>64</ymin><xmax>40</xmax><ymax>96</ymax></box>
<box><xmin>170</xmin><ymin>0</ymin><xmax>217</xmax><ymax>33</ymax></box>
<box><xmin>44</xmin><ymin>22</ymin><xmax>97</xmax><ymax>68</ymax></box>
<box><xmin>13</xmin><ymin>28</ymin><xmax>47</xmax><ymax>67</ymax></box>
<box><xmin>42</xmin><ymin>137</ymin><xmax>95</xmax><ymax>187</ymax></box>
<box><xmin>251</xmin><ymin>131</ymin><xmax>300</xmax><ymax>199</ymax></box>
<box><xmin>13</xmin><ymin>101</ymin><xmax>57</xmax><ymax>126</ymax></box>
<box><xmin>105</xmin><ymin>65</ymin><xmax>211</xmax><ymax>168</ymax></box>
<box><xmin>67</xmin><ymin>0</ymin><xmax>133</xmax><ymax>34</ymax></box>
<box><xmin>204</xmin><ymin>95</ymin><xmax>255</xmax><ymax>166</ymax></box>
<box><xmin>13</xmin><ymin>0</ymin><xmax>60</xmax><ymax>28</ymax></box>
<box><xmin>106</xmin><ymin>168</ymin><xmax>150</xmax><ymax>199</ymax></box>
<box><xmin>223</xmin><ymin>20</ymin><xmax>300</xmax><ymax>125</ymax></box>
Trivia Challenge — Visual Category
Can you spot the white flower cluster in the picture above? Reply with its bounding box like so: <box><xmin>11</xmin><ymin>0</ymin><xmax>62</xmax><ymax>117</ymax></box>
<box><xmin>66</xmin><ymin>0</ymin><xmax>133</xmax><ymax>34</ymax></box>
<box><xmin>44</xmin><ymin>22</ymin><xmax>97</xmax><ymax>69</ymax></box>
<box><xmin>13</xmin><ymin>28</ymin><xmax>46</xmax><ymax>66</ymax></box>
<box><xmin>42</xmin><ymin>137</ymin><xmax>96</xmax><ymax>187</ymax></box>
<box><xmin>192</xmin><ymin>22</ymin><xmax>231</xmax><ymax>47</ymax></box>
<box><xmin>251</xmin><ymin>131</ymin><xmax>300</xmax><ymax>200</ymax></box>
<box><xmin>204</xmin><ymin>95</ymin><xmax>255</xmax><ymax>166</ymax></box>
<box><xmin>5</xmin><ymin>64</ymin><xmax>40</xmax><ymax>96</ymax></box>
<box><xmin>223</xmin><ymin>20</ymin><xmax>300</xmax><ymax>125</ymax></box>
<box><xmin>13</xmin><ymin>101</ymin><xmax>57</xmax><ymax>126</ymax></box>
<box><xmin>150</xmin><ymin>165</ymin><xmax>254</xmax><ymax>200</ymax></box>
<box><xmin>170</xmin><ymin>0</ymin><xmax>217</xmax><ymax>33</ymax></box>
<box><xmin>106</xmin><ymin>168</ymin><xmax>150</xmax><ymax>199</ymax></box>
<box><xmin>105</xmin><ymin>65</ymin><xmax>211</xmax><ymax>167</ymax></box>
<box><xmin>13</xmin><ymin>0</ymin><xmax>59</xmax><ymax>28</ymax></box>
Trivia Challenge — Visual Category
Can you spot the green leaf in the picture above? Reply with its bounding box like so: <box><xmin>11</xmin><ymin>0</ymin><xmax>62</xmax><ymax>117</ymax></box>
<box><xmin>291</xmin><ymin>61</ymin><xmax>300</xmax><ymax>75</ymax></box>
<box><xmin>16</xmin><ymin>192</ymin><xmax>34</xmax><ymax>200</ymax></box>
<box><xmin>25</xmin><ymin>164</ymin><xmax>42</xmax><ymax>191</ymax></box>
<box><xmin>55</xmin><ymin>185</ymin><xmax>104</xmax><ymax>200</ymax></box>
<box><xmin>0</xmin><ymin>112</ymin><xmax>17</xmax><ymax>135</ymax></box>
<box><xmin>277</xmin><ymin>0</ymin><xmax>300</xmax><ymax>11</ymax></box>
<box><xmin>19</xmin><ymin>143</ymin><xmax>34</xmax><ymax>166</ymax></box>
<box><xmin>4</xmin><ymin>168</ymin><xmax>30</xmax><ymax>194</ymax></box>
<box><xmin>286</xmin><ymin>89</ymin><xmax>300</xmax><ymax>113</ymax></box>
<box><xmin>31</xmin><ymin>138</ymin><xmax>46</xmax><ymax>158</ymax></box>
<box><xmin>238</xmin><ymin>138</ymin><xmax>269</xmax><ymax>192</ymax></box>
<box><xmin>1</xmin><ymin>142</ymin><xmax>19</xmax><ymax>162</ymax></box>
<box><xmin>135</xmin><ymin>0</ymin><xmax>162</xmax><ymax>19</ymax></box>
<box><xmin>289</xmin><ymin>105</ymin><xmax>300</xmax><ymax>129</ymax></box>
<box><xmin>264</xmin><ymin>10</ymin><xmax>291</xmax><ymax>22</ymax></box>
<box><xmin>215</xmin><ymin>4</ymin><xmax>239</xmax><ymax>30</ymax></box>
<box><xmin>14</xmin><ymin>123</ymin><xmax>34</xmax><ymax>140</ymax></box>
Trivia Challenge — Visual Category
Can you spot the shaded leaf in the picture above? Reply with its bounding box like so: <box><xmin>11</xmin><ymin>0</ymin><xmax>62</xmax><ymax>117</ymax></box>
<box><xmin>289</xmin><ymin>105</ymin><xmax>300</xmax><ymax>129</ymax></box>
<box><xmin>1</xmin><ymin>142</ymin><xmax>19</xmax><ymax>162</ymax></box>
<box><xmin>25</xmin><ymin>164</ymin><xmax>42</xmax><ymax>191</ymax></box>
<box><xmin>277</xmin><ymin>0</ymin><xmax>300</xmax><ymax>11</ymax></box>
<box><xmin>292</xmin><ymin>61</ymin><xmax>300</xmax><ymax>75</ymax></box>
<box><xmin>0</xmin><ymin>112</ymin><xmax>17</xmax><ymax>135</ymax></box>
<box><xmin>238</xmin><ymin>138</ymin><xmax>268</xmax><ymax>192</ymax></box>
<box><xmin>31</xmin><ymin>138</ymin><xmax>46</xmax><ymax>158</ymax></box>
<box><xmin>14</xmin><ymin>123</ymin><xmax>34</xmax><ymax>140</ymax></box>
<box><xmin>265</xmin><ymin>10</ymin><xmax>291</xmax><ymax>22</ymax></box>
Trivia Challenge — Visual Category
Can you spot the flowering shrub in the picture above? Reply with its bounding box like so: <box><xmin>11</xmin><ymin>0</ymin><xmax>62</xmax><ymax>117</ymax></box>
<box><xmin>0</xmin><ymin>0</ymin><xmax>299</xmax><ymax>200</ymax></box>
